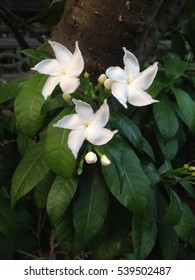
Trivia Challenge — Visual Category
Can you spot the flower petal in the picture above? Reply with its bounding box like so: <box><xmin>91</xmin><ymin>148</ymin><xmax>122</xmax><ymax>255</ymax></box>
<box><xmin>132</xmin><ymin>62</ymin><xmax>158</xmax><ymax>90</ymax></box>
<box><xmin>42</xmin><ymin>75</ymin><xmax>61</xmax><ymax>99</ymax></box>
<box><xmin>72</xmin><ymin>99</ymin><xmax>94</xmax><ymax>121</ymax></box>
<box><xmin>68</xmin><ymin>129</ymin><xmax>86</xmax><ymax>158</ymax></box>
<box><xmin>123</xmin><ymin>48</ymin><xmax>140</xmax><ymax>79</ymax></box>
<box><xmin>106</xmin><ymin>66</ymin><xmax>127</xmax><ymax>82</ymax></box>
<box><xmin>32</xmin><ymin>59</ymin><xmax>62</xmax><ymax>76</ymax></box>
<box><xmin>59</xmin><ymin>76</ymin><xmax>80</xmax><ymax>94</ymax></box>
<box><xmin>111</xmin><ymin>82</ymin><xmax>128</xmax><ymax>108</ymax></box>
<box><xmin>53</xmin><ymin>114</ymin><xmax>83</xmax><ymax>130</ymax></box>
<box><xmin>90</xmin><ymin>99</ymin><xmax>109</xmax><ymax>128</ymax></box>
<box><xmin>127</xmin><ymin>85</ymin><xmax>159</xmax><ymax>106</ymax></box>
<box><xmin>49</xmin><ymin>40</ymin><xmax>72</xmax><ymax>65</ymax></box>
<box><xmin>66</xmin><ymin>41</ymin><xmax>84</xmax><ymax>77</ymax></box>
<box><xmin>87</xmin><ymin>127</ymin><xmax>117</xmax><ymax>146</ymax></box>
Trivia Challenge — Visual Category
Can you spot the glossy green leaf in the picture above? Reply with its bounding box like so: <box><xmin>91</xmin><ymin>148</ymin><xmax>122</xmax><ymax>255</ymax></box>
<box><xmin>55</xmin><ymin>210</ymin><xmax>83</xmax><ymax>258</ymax></box>
<box><xmin>0</xmin><ymin>78</ymin><xmax>23</xmax><ymax>104</ymax></box>
<box><xmin>156</xmin><ymin>132</ymin><xmax>178</xmax><ymax>161</ymax></box>
<box><xmin>11</xmin><ymin>140</ymin><xmax>50</xmax><ymax>207</ymax></box>
<box><xmin>47</xmin><ymin>176</ymin><xmax>78</xmax><ymax>225</ymax></box>
<box><xmin>21</xmin><ymin>48</ymin><xmax>52</xmax><ymax>60</ymax></box>
<box><xmin>132</xmin><ymin>190</ymin><xmax>157</xmax><ymax>259</ymax></box>
<box><xmin>100</xmin><ymin>137</ymin><xmax>151</xmax><ymax>213</ymax></box>
<box><xmin>73</xmin><ymin>164</ymin><xmax>109</xmax><ymax>244</ymax></box>
<box><xmin>153</xmin><ymin>94</ymin><xmax>179</xmax><ymax>139</ymax></box>
<box><xmin>161</xmin><ymin>189</ymin><xmax>182</xmax><ymax>226</ymax></box>
<box><xmin>173</xmin><ymin>88</ymin><xmax>195</xmax><ymax>131</ymax></box>
<box><xmin>179</xmin><ymin>181</ymin><xmax>195</xmax><ymax>200</ymax></box>
<box><xmin>164</xmin><ymin>55</ymin><xmax>188</xmax><ymax>80</ymax></box>
<box><xmin>44</xmin><ymin>107</ymin><xmax>76</xmax><ymax>178</ymax></box>
<box><xmin>174</xmin><ymin>203</ymin><xmax>195</xmax><ymax>242</ymax></box>
<box><xmin>14</xmin><ymin>73</ymin><xmax>47</xmax><ymax>137</ymax></box>
<box><xmin>34</xmin><ymin>172</ymin><xmax>55</xmax><ymax>208</ymax></box>
<box><xmin>17</xmin><ymin>132</ymin><xmax>36</xmax><ymax>156</ymax></box>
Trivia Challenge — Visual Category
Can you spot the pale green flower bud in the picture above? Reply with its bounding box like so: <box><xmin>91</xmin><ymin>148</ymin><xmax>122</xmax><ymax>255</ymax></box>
<box><xmin>85</xmin><ymin>152</ymin><xmax>97</xmax><ymax>164</ymax></box>
<box><xmin>189</xmin><ymin>166</ymin><xmax>195</xmax><ymax>171</ymax></box>
<box><xmin>63</xmin><ymin>93</ymin><xmax>71</xmax><ymax>102</ymax></box>
<box><xmin>100</xmin><ymin>154</ymin><xmax>111</xmax><ymax>166</ymax></box>
<box><xmin>98</xmin><ymin>74</ymin><xmax>107</xmax><ymax>84</ymax></box>
<box><xmin>84</xmin><ymin>72</ymin><xmax>89</xmax><ymax>78</ymax></box>
<box><xmin>104</xmin><ymin>78</ymin><xmax>113</xmax><ymax>89</ymax></box>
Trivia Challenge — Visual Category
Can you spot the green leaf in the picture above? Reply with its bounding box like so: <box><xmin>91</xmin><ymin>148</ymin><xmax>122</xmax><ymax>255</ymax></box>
<box><xmin>47</xmin><ymin>176</ymin><xmax>78</xmax><ymax>225</ymax></box>
<box><xmin>55</xmin><ymin>210</ymin><xmax>83</xmax><ymax>258</ymax></box>
<box><xmin>100</xmin><ymin>137</ymin><xmax>151</xmax><ymax>213</ymax></box>
<box><xmin>174</xmin><ymin>203</ymin><xmax>195</xmax><ymax>242</ymax></box>
<box><xmin>17</xmin><ymin>132</ymin><xmax>36</xmax><ymax>156</ymax></box>
<box><xmin>179</xmin><ymin>181</ymin><xmax>195</xmax><ymax>200</ymax></box>
<box><xmin>164</xmin><ymin>55</ymin><xmax>188</xmax><ymax>80</ymax></box>
<box><xmin>11</xmin><ymin>140</ymin><xmax>50</xmax><ymax>207</ymax></box>
<box><xmin>44</xmin><ymin>107</ymin><xmax>76</xmax><ymax>178</ymax></box>
<box><xmin>132</xmin><ymin>189</ymin><xmax>157</xmax><ymax>259</ymax></box>
<box><xmin>158</xmin><ymin>225</ymin><xmax>179</xmax><ymax>259</ymax></box>
<box><xmin>14</xmin><ymin>73</ymin><xmax>47</xmax><ymax>137</ymax></box>
<box><xmin>173</xmin><ymin>88</ymin><xmax>195</xmax><ymax>131</ymax></box>
<box><xmin>161</xmin><ymin>189</ymin><xmax>182</xmax><ymax>226</ymax></box>
<box><xmin>21</xmin><ymin>48</ymin><xmax>52</xmax><ymax>60</ymax></box>
<box><xmin>0</xmin><ymin>78</ymin><xmax>23</xmax><ymax>104</ymax></box>
<box><xmin>0</xmin><ymin>199</ymin><xmax>20</xmax><ymax>237</ymax></box>
<box><xmin>153</xmin><ymin>94</ymin><xmax>179</xmax><ymax>139</ymax></box>
<box><xmin>171</xmin><ymin>33</ymin><xmax>186</xmax><ymax>58</ymax></box>
<box><xmin>73</xmin><ymin>164</ymin><xmax>109</xmax><ymax>244</ymax></box>
<box><xmin>34</xmin><ymin>172</ymin><xmax>55</xmax><ymax>208</ymax></box>
<box><xmin>156</xmin><ymin>132</ymin><xmax>178</xmax><ymax>161</ymax></box>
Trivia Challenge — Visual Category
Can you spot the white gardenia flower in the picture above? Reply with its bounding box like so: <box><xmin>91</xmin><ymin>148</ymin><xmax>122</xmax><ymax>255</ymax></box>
<box><xmin>53</xmin><ymin>99</ymin><xmax>117</xmax><ymax>158</ymax></box>
<box><xmin>85</xmin><ymin>152</ymin><xmax>98</xmax><ymax>164</ymax></box>
<box><xmin>106</xmin><ymin>48</ymin><xmax>158</xmax><ymax>108</ymax></box>
<box><xmin>31</xmin><ymin>41</ymin><xmax>84</xmax><ymax>100</ymax></box>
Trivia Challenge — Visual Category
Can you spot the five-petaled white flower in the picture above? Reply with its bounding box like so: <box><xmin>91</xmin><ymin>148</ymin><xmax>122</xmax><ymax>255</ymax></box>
<box><xmin>53</xmin><ymin>99</ymin><xmax>118</xmax><ymax>158</ymax></box>
<box><xmin>31</xmin><ymin>40</ymin><xmax>84</xmax><ymax>100</ymax></box>
<box><xmin>106</xmin><ymin>48</ymin><xmax>158</xmax><ymax>108</ymax></box>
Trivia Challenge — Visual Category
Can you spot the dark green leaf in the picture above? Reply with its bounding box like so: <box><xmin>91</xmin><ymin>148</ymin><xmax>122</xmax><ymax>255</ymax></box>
<box><xmin>0</xmin><ymin>78</ymin><xmax>23</xmax><ymax>104</ymax></box>
<box><xmin>171</xmin><ymin>33</ymin><xmax>186</xmax><ymax>58</ymax></box>
<box><xmin>161</xmin><ymin>189</ymin><xmax>182</xmax><ymax>226</ymax></box>
<box><xmin>44</xmin><ymin>107</ymin><xmax>76</xmax><ymax>178</ymax></box>
<box><xmin>14</xmin><ymin>73</ymin><xmax>47</xmax><ymax>137</ymax></box>
<box><xmin>47</xmin><ymin>176</ymin><xmax>78</xmax><ymax>225</ymax></box>
<box><xmin>174</xmin><ymin>203</ymin><xmax>195</xmax><ymax>242</ymax></box>
<box><xmin>21</xmin><ymin>49</ymin><xmax>52</xmax><ymax>60</ymax></box>
<box><xmin>164</xmin><ymin>56</ymin><xmax>188</xmax><ymax>80</ymax></box>
<box><xmin>11</xmin><ymin>140</ymin><xmax>50</xmax><ymax>207</ymax></box>
<box><xmin>17</xmin><ymin>132</ymin><xmax>36</xmax><ymax>156</ymax></box>
<box><xmin>153</xmin><ymin>94</ymin><xmax>179</xmax><ymax>139</ymax></box>
<box><xmin>173</xmin><ymin>88</ymin><xmax>195</xmax><ymax>131</ymax></box>
<box><xmin>156</xmin><ymin>132</ymin><xmax>178</xmax><ymax>161</ymax></box>
<box><xmin>100</xmin><ymin>137</ymin><xmax>151</xmax><ymax>213</ymax></box>
<box><xmin>132</xmin><ymin>189</ymin><xmax>157</xmax><ymax>259</ymax></box>
<box><xmin>73</xmin><ymin>164</ymin><xmax>109</xmax><ymax>244</ymax></box>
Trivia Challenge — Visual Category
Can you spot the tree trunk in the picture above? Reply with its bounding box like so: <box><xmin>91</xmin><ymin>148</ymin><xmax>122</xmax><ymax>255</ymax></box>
<box><xmin>51</xmin><ymin>0</ymin><xmax>187</xmax><ymax>78</ymax></box>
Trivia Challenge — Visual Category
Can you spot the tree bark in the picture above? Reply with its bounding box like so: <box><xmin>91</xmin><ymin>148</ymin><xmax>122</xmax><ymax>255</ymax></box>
<box><xmin>51</xmin><ymin>0</ymin><xmax>188</xmax><ymax>78</ymax></box>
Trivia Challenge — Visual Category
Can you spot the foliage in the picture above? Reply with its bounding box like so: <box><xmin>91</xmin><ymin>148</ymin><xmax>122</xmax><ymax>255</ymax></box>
<box><xmin>0</xmin><ymin>1</ymin><xmax>195</xmax><ymax>260</ymax></box>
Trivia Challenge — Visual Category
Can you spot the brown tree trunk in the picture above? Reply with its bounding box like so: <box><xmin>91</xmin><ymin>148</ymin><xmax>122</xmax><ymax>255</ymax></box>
<box><xmin>51</xmin><ymin>0</ymin><xmax>187</xmax><ymax>78</ymax></box>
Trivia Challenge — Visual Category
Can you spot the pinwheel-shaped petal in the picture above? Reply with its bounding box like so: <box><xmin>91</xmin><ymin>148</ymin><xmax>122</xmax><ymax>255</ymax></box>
<box><xmin>32</xmin><ymin>41</ymin><xmax>84</xmax><ymax>99</ymax></box>
<box><xmin>106</xmin><ymin>48</ymin><xmax>158</xmax><ymax>108</ymax></box>
<box><xmin>54</xmin><ymin>99</ymin><xmax>117</xmax><ymax>158</ymax></box>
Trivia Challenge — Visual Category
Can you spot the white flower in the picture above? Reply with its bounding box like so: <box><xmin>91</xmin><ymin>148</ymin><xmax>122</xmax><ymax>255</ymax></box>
<box><xmin>31</xmin><ymin>41</ymin><xmax>84</xmax><ymax>100</ymax></box>
<box><xmin>53</xmin><ymin>99</ymin><xmax>117</xmax><ymax>158</ymax></box>
<box><xmin>106</xmin><ymin>48</ymin><xmax>158</xmax><ymax>108</ymax></box>
<box><xmin>85</xmin><ymin>152</ymin><xmax>98</xmax><ymax>164</ymax></box>
<box><xmin>100</xmin><ymin>154</ymin><xmax>111</xmax><ymax>166</ymax></box>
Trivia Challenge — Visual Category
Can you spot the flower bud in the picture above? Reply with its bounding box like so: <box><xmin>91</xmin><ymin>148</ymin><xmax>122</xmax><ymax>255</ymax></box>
<box><xmin>183</xmin><ymin>164</ymin><xmax>189</xmax><ymax>169</ymax></box>
<box><xmin>189</xmin><ymin>166</ymin><xmax>195</xmax><ymax>171</ymax></box>
<box><xmin>85</xmin><ymin>152</ymin><xmax>97</xmax><ymax>164</ymax></box>
<box><xmin>98</xmin><ymin>74</ymin><xmax>107</xmax><ymax>84</ymax></box>
<box><xmin>63</xmin><ymin>93</ymin><xmax>71</xmax><ymax>102</ymax></box>
<box><xmin>100</xmin><ymin>154</ymin><xmax>111</xmax><ymax>166</ymax></box>
<box><xmin>84</xmin><ymin>72</ymin><xmax>89</xmax><ymax>78</ymax></box>
<box><xmin>104</xmin><ymin>78</ymin><xmax>113</xmax><ymax>89</ymax></box>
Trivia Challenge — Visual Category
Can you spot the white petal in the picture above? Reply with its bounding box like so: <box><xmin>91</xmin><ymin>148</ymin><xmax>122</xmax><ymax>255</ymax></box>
<box><xmin>53</xmin><ymin>114</ymin><xmax>83</xmax><ymax>130</ymax></box>
<box><xmin>106</xmin><ymin>66</ymin><xmax>127</xmax><ymax>82</ymax></box>
<box><xmin>72</xmin><ymin>99</ymin><xmax>94</xmax><ymax>121</ymax></box>
<box><xmin>32</xmin><ymin>59</ymin><xmax>62</xmax><ymax>76</ymax></box>
<box><xmin>127</xmin><ymin>85</ymin><xmax>159</xmax><ymax>106</ymax></box>
<box><xmin>49</xmin><ymin>40</ymin><xmax>72</xmax><ymax>64</ymax></box>
<box><xmin>59</xmin><ymin>76</ymin><xmax>80</xmax><ymax>94</ymax></box>
<box><xmin>123</xmin><ymin>48</ymin><xmax>140</xmax><ymax>79</ymax></box>
<box><xmin>42</xmin><ymin>76</ymin><xmax>61</xmax><ymax>99</ymax></box>
<box><xmin>68</xmin><ymin>129</ymin><xmax>86</xmax><ymax>158</ymax></box>
<box><xmin>87</xmin><ymin>127</ymin><xmax>117</xmax><ymax>145</ymax></box>
<box><xmin>90</xmin><ymin>100</ymin><xmax>109</xmax><ymax>128</ymax></box>
<box><xmin>132</xmin><ymin>62</ymin><xmax>158</xmax><ymax>90</ymax></box>
<box><xmin>66</xmin><ymin>41</ymin><xmax>84</xmax><ymax>77</ymax></box>
<box><xmin>111</xmin><ymin>82</ymin><xmax>128</xmax><ymax>108</ymax></box>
